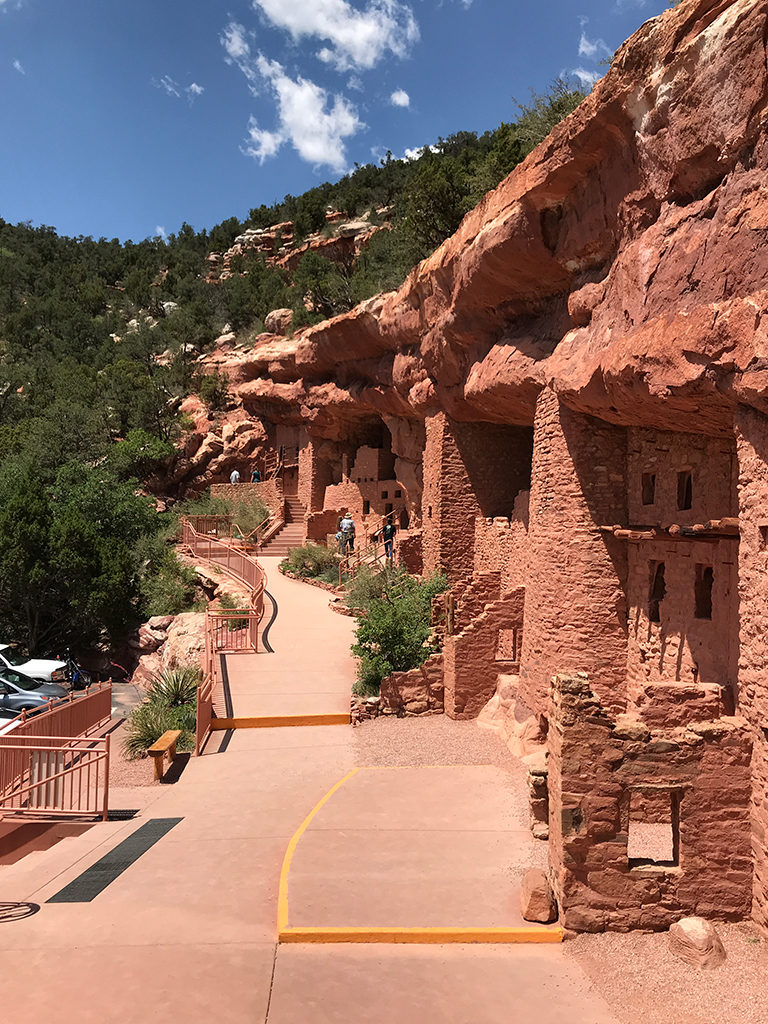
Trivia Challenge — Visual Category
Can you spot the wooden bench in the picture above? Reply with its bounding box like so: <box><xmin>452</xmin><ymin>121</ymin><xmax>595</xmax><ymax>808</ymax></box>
<box><xmin>147</xmin><ymin>730</ymin><xmax>182</xmax><ymax>780</ymax></box>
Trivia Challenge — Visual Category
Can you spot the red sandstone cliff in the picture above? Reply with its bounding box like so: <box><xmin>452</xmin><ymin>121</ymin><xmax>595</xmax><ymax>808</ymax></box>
<box><xmin>171</xmin><ymin>0</ymin><xmax>768</xmax><ymax>493</ymax></box>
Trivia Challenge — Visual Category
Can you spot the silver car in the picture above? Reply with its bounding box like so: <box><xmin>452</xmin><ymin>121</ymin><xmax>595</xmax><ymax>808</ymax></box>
<box><xmin>0</xmin><ymin>669</ymin><xmax>69</xmax><ymax>716</ymax></box>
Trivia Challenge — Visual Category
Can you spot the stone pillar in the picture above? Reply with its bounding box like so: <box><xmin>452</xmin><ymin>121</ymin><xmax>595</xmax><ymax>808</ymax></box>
<box><xmin>734</xmin><ymin>404</ymin><xmax>768</xmax><ymax>933</ymax></box>
<box><xmin>519</xmin><ymin>388</ymin><xmax>629</xmax><ymax>718</ymax></box>
<box><xmin>422</xmin><ymin>412</ymin><xmax>478</xmax><ymax>583</ymax></box>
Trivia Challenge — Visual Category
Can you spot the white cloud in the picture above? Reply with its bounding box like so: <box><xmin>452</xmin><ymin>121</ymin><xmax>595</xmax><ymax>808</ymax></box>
<box><xmin>153</xmin><ymin>75</ymin><xmax>205</xmax><ymax>102</ymax></box>
<box><xmin>572</xmin><ymin>67</ymin><xmax>601</xmax><ymax>88</ymax></box>
<box><xmin>222</xmin><ymin>21</ymin><xmax>251</xmax><ymax>62</ymax></box>
<box><xmin>390</xmin><ymin>88</ymin><xmax>409</xmax><ymax>107</ymax></box>
<box><xmin>221</xmin><ymin>21</ymin><xmax>260</xmax><ymax>93</ymax></box>
<box><xmin>157</xmin><ymin>75</ymin><xmax>181</xmax><ymax>98</ymax></box>
<box><xmin>243</xmin><ymin>57</ymin><xmax>363</xmax><ymax>171</ymax></box>
<box><xmin>156</xmin><ymin>226</ymin><xmax>168</xmax><ymax>240</ymax></box>
<box><xmin>578</xmin><ymin>32</ymin><xmax>612</xmax><ymax>59</ymax></box>
<box><xmin>251</xmin><ymin>0</ymin><xmax>419</xmax><ymax>71</ymax></box>
<box><xmin>12</xmin><ymin>59</ymin><xmax>24</xmax><ymax>74</ymax></box>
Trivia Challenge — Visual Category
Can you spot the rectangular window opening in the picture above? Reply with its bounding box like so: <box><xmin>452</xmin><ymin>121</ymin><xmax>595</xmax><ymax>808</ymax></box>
<box><xmin>381</xmin><ymin>490</ymin><xmax>388</xmax><ymax>499</ymax></box>
<box><xmin>648</xmin><ymin>561</ymin><xmax>666</xmax><ymax>623</ymax></box>
<box><xmin>394</xmin><ymin>489</ymin><xmax>402</xmax><ymax>498</ymax></box>
<box><xmin>362</xmin><ymin>499</ymin><xmax>370</xmax><ymax>516</ymax></box>
<box><xmin>641</xmin><ymin>472</ymin><xmax>656</xmax><ymax>506</ymax></box>
<box><xmin>628</xmin><ymin>789</ymin><xmax>679</xmax><ymax>869</ymax></box>
<box><xmin>760</xmin><ymin>525</ymin><xmax>768</xmax><ymax>551</ymax></box>
<box><xmin>384</xmin><ymin>502</ymin><xmax>393</xmax><ymax>516</ymax></box>
<box><xmin>694</xmin><ymin>563</ymin><xmax>713</xmax><ymax>619</ymax></box>
<box><xmin>495</xmin><ymin>628</ymin><xmax>522</xmax><ymax>663</ymax></box>
<box><xmin>677</xmin><ymin>470</ymin><xmax>692</xmax><ymax>510</ymax></box>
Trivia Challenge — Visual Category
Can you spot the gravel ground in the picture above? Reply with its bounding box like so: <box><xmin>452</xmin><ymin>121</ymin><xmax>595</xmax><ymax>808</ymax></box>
<box><xmin>566</xmin><ymin>924</ymin><xmax>768</xmax><ymax>1024</ymax></box>
<box><xmin>352</xmin><ymin>714</ymin><xmax>518</xmax><ymax>771</ymax></box>
<box><xmin>108</xmin><ymin>722</ymin><xmax>160</xmax><ymax>787</ymax></box>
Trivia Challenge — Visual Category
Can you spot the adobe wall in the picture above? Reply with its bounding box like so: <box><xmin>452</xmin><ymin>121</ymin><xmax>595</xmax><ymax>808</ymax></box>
<box><xmin>734</xmin><ymin>404</ymin><xmax>768</xmax><ymax>933</ymax></box>
<box><xmin>519</xmin><ymin>389</ymin><xmax>629</xmax><ymax>718</ymax></box>
<box><xmin>625</xmin><ymin>537</ymin><xmax>738</xmax><ymax>697</ymax></box>
<box><xmin>548</xmin><ymin>673</ymin><xmax>753</xmax><ymax>932</ymax></box>
<box><xmin>423</xmin><ymin>413</ymin><xmax>532</xmax><ymax>583</ymax></box>
<box><xmin>473</xmin><ymin>490</ymin><xmax>530</xmax><ymax>591</ymax></box>
<box><xmin>443</xmin><ymin>588</ymin><xmax>525</xmax><ymax>719</ymax></box>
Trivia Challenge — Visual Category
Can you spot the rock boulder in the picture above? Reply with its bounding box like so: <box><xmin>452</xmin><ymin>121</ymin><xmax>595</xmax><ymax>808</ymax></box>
<box><xmin>668</xmin><ymin>917</ymin><xmax>727</xmax><ymax>968</ymax></box>
<box><xmin>520</xmin><ymin>868</ymin><xmax>557</xmax><ymax>923</ymax></box>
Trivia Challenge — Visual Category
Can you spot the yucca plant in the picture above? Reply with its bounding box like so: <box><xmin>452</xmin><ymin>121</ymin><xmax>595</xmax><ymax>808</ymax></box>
<box><xmin>145</xmin><ymin>665</ymin><xmax>202</xmax><ymax>708</ymax></box>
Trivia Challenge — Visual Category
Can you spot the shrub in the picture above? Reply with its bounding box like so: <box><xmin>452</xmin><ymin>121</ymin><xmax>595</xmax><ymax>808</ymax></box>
<box><xmin>350</xmin><ymin>571</ymin><xmax>447</xmax><ymax>694</ymax></box>
<box><xmin>123</xmin><ymin>663</ymin><xmax>200</xmax><ymax>758</ymax></box>
<box><xmin>197</xmin><ymin>370</ymin><xmax>230</xmax><ymax>410</ymax></box>
<box><xmin>123</xmin><ymin>702</ymin><xmax>195</xmax><ymax>758</ymax></box>
<box><xmin>344</xmin><ymin>565</ymin><xmax>395</xmax><ymax>612</ymax></box>
<box><xmin>218</xmin><ymin>590</ymin><xmax>249</xmax><ymax>630</ymax></box>
<box><xmin>282</xmin><ymin>543</ymin><xmax>338</xmax><ymax>579</ymax></box>
<box><xmin>135</xmin><ymin>531</ymin><xmax>199</xmax><ymax>616</ymax></box>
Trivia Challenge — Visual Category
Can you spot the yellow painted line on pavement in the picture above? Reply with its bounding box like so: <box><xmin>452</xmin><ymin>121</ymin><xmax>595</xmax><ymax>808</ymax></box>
<box><xmin>211</xmin><ymin>713</ymin><xmax>350</xmax><ymax>729</ymax></box>
<box><xmin>277</xmin><ymin>767</ymin><xmax>360</xmax><ymax>934</ymax></box>
<box><xmin>279</xmin><ymin>926</ymin><xmax>563</xmax><ymax>944</ymax></box>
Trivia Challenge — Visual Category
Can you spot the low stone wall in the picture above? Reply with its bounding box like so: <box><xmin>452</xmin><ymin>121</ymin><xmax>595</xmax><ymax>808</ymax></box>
<box><xmin>211</xmin><ymin>479</ymin><xmax>283</xmax><ymax>512</ymax></box>
<box><xmin>380</xmin><ymin>653</ymin><xmax>444</xmax><ymax>715</ymax></box>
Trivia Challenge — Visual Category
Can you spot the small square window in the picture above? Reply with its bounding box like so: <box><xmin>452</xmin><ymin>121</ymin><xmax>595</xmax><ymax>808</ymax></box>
<box><xmin>381</xmin><ymin>490</ymin><xmax>388</xmax><ymax>499</ymax></box>
<box><xmin>641</xmin><ymin>473</ymin><xmax>656</xmax><ymax>506</ymax></box>
<box><xmin>628</xmin><ymin>789</ymin><xmax>679</xmax><ymax>868</ymax></box>
<box><xmin>395</xmin><ymin>489</ymin><xmax>402</xmax><ymax>498</ymax></box>
<box><xmin>677</xmin><ymin>470</ymin><xmax>692</xmax><ymax>511</ymax></box>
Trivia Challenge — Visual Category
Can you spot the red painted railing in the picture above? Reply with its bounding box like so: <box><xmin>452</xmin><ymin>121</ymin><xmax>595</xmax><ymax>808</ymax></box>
<box><xmin>0</xmin><ymin>734</ymin><xmax>110</xmax><ymax>819</ymax></box>
<box><xmin>182</xmin><ymin>518</ymin><xmax>267</xmax><ymax>755</ymax></box>
<box><xmin>8</xmin><ymin>682</ymin><xmax>112</xmax><ymax>741</ymax></box>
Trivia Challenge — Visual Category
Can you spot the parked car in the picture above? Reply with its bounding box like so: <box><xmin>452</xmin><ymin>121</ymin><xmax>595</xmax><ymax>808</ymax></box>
<box><xmin>0</xmin><ymin>669</ymin><xmax>69</xmax><ymax>715</ymax></box>
<box><xmin>0</xmin><ymin>644</ymin><xmax>68</xmax><ymax>683</ymax></box>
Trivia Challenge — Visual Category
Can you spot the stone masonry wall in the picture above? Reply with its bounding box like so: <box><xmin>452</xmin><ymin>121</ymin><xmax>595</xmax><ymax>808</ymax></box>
<box><xmin>548</xmin><ymin>672</ymin><xmax>753</xmax><ymax>932</ymax></box>
<box><xmin>210</xmin><ymin>479</ymin><xmax>284</xmax><ymax>512</ymax></box>
<box><xmin>443</xmin><ymin>587</ymin><xmax>525</xmax><ymax>719</ymax></box>
<box><xmin>519</xmin><ymin>389</ymin><xmax>629</xmax><ymax>718</ymax></box>
<box><xmin>422</xmin><ymin>413</ymin><xmax>532</xmax><ymax>584</ymax></box>
<box><xmin>734</xmin><ymin>404</ymin><xmax>768</xmax><ymax>933</ymax></box>
<box><xmin>473</xmin><ymin>490</ymin><xmax>530</xmax><ymax>591</ymax></box>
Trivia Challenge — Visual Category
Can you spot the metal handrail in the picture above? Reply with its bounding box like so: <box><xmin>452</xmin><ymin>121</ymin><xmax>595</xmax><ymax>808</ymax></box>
<box><xmin>0</xmin><ymin>734</ymin><xmax>110</xmax><ymax>820</ymax></box>
<box><xmin>183</xmin><ymin>516</ymin><xmax>269</xmax><ymax>756</ymax></box>
<box><xmin>338</xmin><ymin>538</ymin><xmax>385</xmax><ymax>584</ymax></box>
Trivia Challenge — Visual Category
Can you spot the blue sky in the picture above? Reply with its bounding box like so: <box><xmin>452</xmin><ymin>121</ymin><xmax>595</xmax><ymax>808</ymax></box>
<box><xmin>0</xmin><ymin>0</ymin><xmax>666</xmax><ymax>242</ymax></box>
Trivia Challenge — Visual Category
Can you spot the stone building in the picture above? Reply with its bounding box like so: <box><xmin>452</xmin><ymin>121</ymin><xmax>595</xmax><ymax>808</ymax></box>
<box><xmin>179</xmin><ymin>0</ymin><xmax>768</xmax><ymax>933</ymax></box>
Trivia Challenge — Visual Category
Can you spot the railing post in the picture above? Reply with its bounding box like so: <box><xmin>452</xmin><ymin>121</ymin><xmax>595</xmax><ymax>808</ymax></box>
<box><xmin>102</xmin><ymin>733</ymin><xmax>110</xmax><ymax>821</ymax></box>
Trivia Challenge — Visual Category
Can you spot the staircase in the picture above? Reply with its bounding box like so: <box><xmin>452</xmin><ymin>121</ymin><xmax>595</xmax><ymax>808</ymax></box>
<box><xmin>259</xmin><ymin>497</ymin><xmax>306</xmax><ymax>557</ymax></box>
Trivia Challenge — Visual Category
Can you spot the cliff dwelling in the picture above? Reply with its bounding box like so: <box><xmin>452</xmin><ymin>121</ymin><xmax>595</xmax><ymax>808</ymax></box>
<box><xmin>171</xmin><ymin>0</ymin><xmax>768</xmax><ymax>937</ymax></box>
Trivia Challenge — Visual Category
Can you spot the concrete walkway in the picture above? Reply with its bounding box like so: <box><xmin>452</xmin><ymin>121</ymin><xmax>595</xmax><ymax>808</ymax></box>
<box><xmin>0</xmin><ymin>562</ymin><xmax>619</xmax><ymax>1024</ymax></box>
<box><xmin>221</xmin><ymin>557</ymin><xmax>356</xmax><ymax>719</ymax></box>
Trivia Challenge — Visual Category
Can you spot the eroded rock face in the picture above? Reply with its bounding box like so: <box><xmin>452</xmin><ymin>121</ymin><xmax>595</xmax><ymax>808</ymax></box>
<box><xmin>164</xmin><ymin>0</ymin><xmax>768</xmax><ymax>498</ymax></box>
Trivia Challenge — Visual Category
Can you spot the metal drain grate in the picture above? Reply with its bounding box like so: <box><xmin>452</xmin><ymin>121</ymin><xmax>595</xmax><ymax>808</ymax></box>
<box><xmin>47</xmin><ymin>817</ymin><xmax>183</xmax><ymax>903</ymax></box>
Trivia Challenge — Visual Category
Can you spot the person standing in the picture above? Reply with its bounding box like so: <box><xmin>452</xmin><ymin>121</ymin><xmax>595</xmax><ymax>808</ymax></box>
<box><xmin>251</xmin><ymin>466</ymin><xmax>262</xmax><ymax>483</ymax></box>
<box><xmin>230</xmin><ymin>468</ymin><xmax>241</xmax><ymax>484</ymax></box>
<box><xmin>380</xmin><ymin>515</ymin><xmax>397</xmax><ymax>561</ymax></box>
<box><xmin>340</xmin><ymin>512</ymin><xmax>356</xmax><ymax>553</ymax></box>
